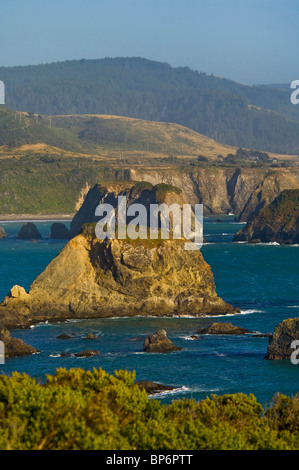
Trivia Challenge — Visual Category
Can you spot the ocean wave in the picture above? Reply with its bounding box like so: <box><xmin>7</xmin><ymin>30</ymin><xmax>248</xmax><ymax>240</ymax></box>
<box><xmin>240</xmin><ymin>309</ymin><xmax>265</xmax><ymax>315</ymax></box>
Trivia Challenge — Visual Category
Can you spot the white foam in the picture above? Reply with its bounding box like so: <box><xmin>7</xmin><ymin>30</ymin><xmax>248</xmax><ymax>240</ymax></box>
<box><xmin>240</xmin><ymin>309</ymin><xmax>265</xmax><ymax>315</ymax></box>
<box><xmin>148</xmin><ymin>386</ymin><xmax>190</xmax><ymax>399</ymax></box>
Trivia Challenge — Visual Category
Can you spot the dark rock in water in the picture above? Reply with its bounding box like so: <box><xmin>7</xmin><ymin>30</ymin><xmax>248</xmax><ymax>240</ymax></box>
<box><xmin>84</xmin><ymin>333</ymin><xmax>96</xmax><ymax>340</ymax></box>
<box><xmin>17</xmin><ymin>222</ymin><xmax>42</xmax><ymax>240</ymax></box>
<box><xmin>0</xmin><ymin>323</ymin><xmax>38</xmax><ymax>357</ymax></box>
<box><xmin>74</xmin><ymin>349</ymin><xmax>100</xmax><ymax>357</ymax></box>
<box><xmin>265</xmin><ymin>318</ymin><xmax>299</xmax><ymax>360</ymax></box>
<box><xmin>0</xmin><ymin>227</ymin><xmax>8</xmax><ymax>239</ymax></box>
<box><xmin>57</xmin><ymin>334</ymin><xmax>72</xmax><ymax>340</ymax></box>
<box><xmin>135</xmin><ymin>380</ymin><xmax>177</xmax><ymax>395</ymax></box>
<box><xmin>50</xmin><ymin>222</ymin><xmax>71</xmax><ymax>240</ymax></box>
<box><xmin>233</xmin><ymin>189</ymin><xmax>299</xmax><ymax>245</ymax></box>
<box><xmin>143</xmin><ymin>329</ymin><xmax>182</xmax><ymax>353</ymax></box>
<box><xmin>197</xmin><ymin>322</ymin><xmax>251</xmax><ymax>335</ymax></box>
<box><xmin>190</xmin><ymin>335</ymin><xmax>201</xmax><ymax>340</ymax></box>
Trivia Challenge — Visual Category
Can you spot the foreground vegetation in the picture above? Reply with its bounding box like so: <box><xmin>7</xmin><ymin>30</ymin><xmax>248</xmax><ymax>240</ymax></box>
<box><xmin>0</xmin><ymin>367</ymin><xmax>298</xmax><ymax>450</ymax></box>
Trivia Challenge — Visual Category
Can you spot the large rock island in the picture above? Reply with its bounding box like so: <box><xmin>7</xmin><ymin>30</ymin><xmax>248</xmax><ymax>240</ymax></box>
<box><xmin>233</xmin><ymin>189</ymin><xmax>299</xmax><ymax>244</ymax></box>
<box><xmin>265</xmin><ymin>318</ymin><xmax>299</xmax><ymax>360</ymax></box>
<box><xmin>0</xmin><ymin>223</ymin><xmax>238</xmax><ymax>328</ymax></box>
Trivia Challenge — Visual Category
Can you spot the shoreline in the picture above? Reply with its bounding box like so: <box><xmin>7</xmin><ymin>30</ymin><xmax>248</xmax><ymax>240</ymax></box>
<box><xmin>0</xmin><ymin>213</ymin><xmax>75</xmax><ymax>222</ymax></box>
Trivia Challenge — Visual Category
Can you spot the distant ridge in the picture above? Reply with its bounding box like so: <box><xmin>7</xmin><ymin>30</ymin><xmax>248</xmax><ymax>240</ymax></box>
<box><xmin>1</xmin><ymin>57</ymin><xmax>299</xmax><ymax>153</ymax></box>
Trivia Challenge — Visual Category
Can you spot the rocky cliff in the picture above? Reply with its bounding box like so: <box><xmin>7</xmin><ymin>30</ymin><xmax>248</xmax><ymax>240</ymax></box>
<box><xmin>0</xmin><ymin>226</ymin><xmax>238</xmax><ymax>328</ymax></box>
<box><xmin>115</xmin><ymin>167</ymin><xmax>299</xmax><ymax>221</ymax></box>
<box><xmin>233</xmin><ymin>189</ymin><xmax>299</xmax><ymax>244</ymax></box>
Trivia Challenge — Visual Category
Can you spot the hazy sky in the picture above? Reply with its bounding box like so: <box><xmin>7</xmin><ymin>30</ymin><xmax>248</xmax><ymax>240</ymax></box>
<box><xmin>1</xmin><ymin>0</ymin><xmax>298</xmax><ymax>85</ymax></box>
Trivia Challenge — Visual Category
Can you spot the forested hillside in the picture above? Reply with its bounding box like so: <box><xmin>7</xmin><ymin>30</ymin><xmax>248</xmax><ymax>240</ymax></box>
<box><xmin>1</xmin><ymin>57</ymin><xmax>299</xmax><ymax>154</ymax></box>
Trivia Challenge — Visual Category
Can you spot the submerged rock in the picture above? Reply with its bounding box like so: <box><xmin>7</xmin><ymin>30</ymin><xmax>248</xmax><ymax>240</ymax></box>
<box><xmin>0</xmin><ymin>226</ymin><xmax>239</xmax><ymax>327</ymax></box>
<box><xmin>233</xmin><ymin>189</ymin><xmax>299</xmax><ymax>245</ymax></box>
<box><xmin>17</xmin><ymin>222</ymin><xmax>42</xmax><ymax>240</ymax></box>
<box><xmin>0</xmin><ymin>323</ymin><xmax>38</xmax><ymax>357</ymax></box>
<box><xmin>143</xmin><ymin>329</ymin><xmax>182</xmax><ymax>353</ymax></box>
<box><xmin>265</xmin><ymin>318</ymin><xmax>299</xmax><ymax>360</ymax></box>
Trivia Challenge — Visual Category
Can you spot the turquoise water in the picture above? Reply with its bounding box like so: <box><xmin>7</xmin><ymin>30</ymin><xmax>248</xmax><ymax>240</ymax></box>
<box><xmin>0</xmin><ymin>217</ymin><xmax>298</xmax><ymax>407</ymax></box>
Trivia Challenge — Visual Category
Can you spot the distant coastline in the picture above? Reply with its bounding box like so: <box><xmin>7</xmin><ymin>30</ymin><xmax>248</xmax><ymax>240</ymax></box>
<box><xmin>0</xmin><ymin>213</ymin><xmax>74</xmax><ymax>222</ymax></box>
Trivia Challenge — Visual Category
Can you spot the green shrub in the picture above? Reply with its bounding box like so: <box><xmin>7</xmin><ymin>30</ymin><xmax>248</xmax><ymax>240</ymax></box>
<box><xmin>0</xmin><ymin>368</ymin><xmax>298</xmax><ymax>450</ymax></box>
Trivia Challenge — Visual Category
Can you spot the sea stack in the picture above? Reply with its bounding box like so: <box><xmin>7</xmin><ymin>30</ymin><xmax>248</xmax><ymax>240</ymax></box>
<box><xmin>0</xmin><ymin>224</ymin><xmax>239</xmax><ymax>327</ymax></box>
<box><xmin>17</xmin><ymin>222</ymin><xmax>42</xmax><ymax>240</ymax></box>
<box><xmin>0</xmin><ymin>181</ymin><xmax>239</xmax><ymax>327</ymax></box>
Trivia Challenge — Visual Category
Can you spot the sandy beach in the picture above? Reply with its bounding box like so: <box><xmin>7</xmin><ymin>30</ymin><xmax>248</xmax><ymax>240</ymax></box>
<box><xmin>0</xmin><ymin>213</ymin><xmax>75</xmax><ymax>222</ymax></box>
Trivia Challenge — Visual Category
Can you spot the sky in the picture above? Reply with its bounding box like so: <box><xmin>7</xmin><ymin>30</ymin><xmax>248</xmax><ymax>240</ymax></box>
<box><xmin>1</xmin><ymin>0</ymin><xmax>298</xmax><ymax>85</ymax></box>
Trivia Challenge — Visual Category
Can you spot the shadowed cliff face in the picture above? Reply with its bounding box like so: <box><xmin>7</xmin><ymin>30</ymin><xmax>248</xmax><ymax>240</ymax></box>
<box><xmin>114</xmin><ymin>168</ymin><xmax>299</xmax><ymax>221</ymax></box>
<box><xmin>233</xmin><ymin>189</ymin><xmax>299</xmax><ymax>244</ymax></box>
<box><xmin>0</xmin><ymin>231</ymin><xmax>239</xmax><ymax>328</ymax></box>
<box><xmin>70</xmin><ymin>181</ymin><xmax>189</xmax><ymax>238</ymax></box>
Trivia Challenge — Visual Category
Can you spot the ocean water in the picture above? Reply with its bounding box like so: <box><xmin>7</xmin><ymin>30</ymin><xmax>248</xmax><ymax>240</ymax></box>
<box><xmin>0</xmin><ymin>216</ymin><xmax>298</xmax><ymax>407</ymax></box>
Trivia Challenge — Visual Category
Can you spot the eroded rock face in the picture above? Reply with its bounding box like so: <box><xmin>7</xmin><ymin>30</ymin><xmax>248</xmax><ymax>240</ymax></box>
<box><xmin>265</xmin><ymin>318</ymin><xmax>299</xmax><ymax>360</ymax></box>
<box><xmin>233</xmin><ymin>189</ymin><xmax>299</xmax><ymax>245</ymax></box>
<box><xmin>143</xmin><ymin>329</ymin><xmax>181</xmax><ymax>353</ymax></box>
<box><xmin>17</xmin><ymin>222</ymin><xmax>41</xmax><ymax>240</ymax></box>
<box><xmin>0</xmin><ymin>323</ymin><xmax>38</xmax><ymax>357</ymax></box>
<box><xmin>0</xmin><ymin>228</ymin><xmax>239</xmax><ymax>328</ymax></box>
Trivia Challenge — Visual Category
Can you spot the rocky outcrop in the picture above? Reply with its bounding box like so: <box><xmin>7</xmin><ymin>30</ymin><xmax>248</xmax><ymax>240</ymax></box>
<box><xmin>143</xmin><ymin>329</ymin><xmax>181</xmax><ymax>353</ymax></box>
<box><xmin>233</xmin><ymin>189</ymin><xmax>299</xmax><ymax>244</ymax></box>
<box><xmin>0</xmin><ymin>323</ymin><xmax>38</xmax><ymax>357</ymax></box>
<box><xmin>196</xmin><ymin>322</ymin><xmax>251</xmax><ymax>335</ymax></box>
<box><xmin>17</xmin><ymin>222</ymin><xmax>41</xmax><ymax>239</ymax></box>
<box><xmin>265</xmin><ymin>318</ymin><xmax>299</xmax><ymax>360</ymax></box>
<box><xmin>0</xmin><ymin>226</ymin><xmax>239</xmax><ymax>328</ymax></box>
<box><xmin>50</xmin><ymin>222</ymin><xmax>71</xmax><ymax>239</ymax></box>
<box><xmin>0</xmin><ymin>227</ymin><xmax>8</xmax><ymax>239</ymax></box>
